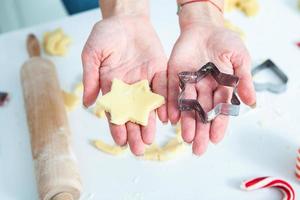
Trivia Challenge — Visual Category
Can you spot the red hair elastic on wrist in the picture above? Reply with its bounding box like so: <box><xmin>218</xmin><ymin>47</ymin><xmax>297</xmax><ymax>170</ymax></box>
<box><xmin>178</xmin><ymin>0</ymin><xmax>223</xmax><ymax>14</ymax></box>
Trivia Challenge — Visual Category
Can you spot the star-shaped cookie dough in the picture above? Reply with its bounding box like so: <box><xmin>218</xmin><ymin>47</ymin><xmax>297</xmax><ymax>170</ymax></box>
<box><xmin>97</xmin><ymin>79</ymin><xmax>165</xmax><ymax>126</ymax></box>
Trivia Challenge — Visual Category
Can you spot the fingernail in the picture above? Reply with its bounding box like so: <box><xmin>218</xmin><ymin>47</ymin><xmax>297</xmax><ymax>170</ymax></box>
<box><xmin>250</xmin><ymin>102</ymin><xmax>257</xmax><ymax>109</ymax></box>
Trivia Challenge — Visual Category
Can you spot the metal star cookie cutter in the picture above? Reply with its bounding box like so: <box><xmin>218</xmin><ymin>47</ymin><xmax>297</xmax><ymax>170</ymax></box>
<box><xmin>178</xmin><ymin>62</ymin><xmax>241</xmax><ymax>123</ymax></box>
<box><xmin>251</xmin><ymin>59</ymin><xmax>288</xmax><ymax>93</ymax></box>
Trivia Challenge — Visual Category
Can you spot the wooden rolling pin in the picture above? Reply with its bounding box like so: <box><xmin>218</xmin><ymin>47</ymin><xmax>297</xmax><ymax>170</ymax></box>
<box><xmin>21</xmin><ymin>34</ymin><xmax>82</xmax><ymax>200</ymax></box>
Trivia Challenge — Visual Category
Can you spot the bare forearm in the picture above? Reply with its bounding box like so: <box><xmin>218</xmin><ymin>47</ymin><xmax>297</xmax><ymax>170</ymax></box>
<box><xmin>99</xmin><ymin>0</ymin><xmax>149</xmax><ymax>18</ymax></box>
<box><xmin>177</xmin><ymin>0</ymin><xmax>224</xmax><ymax>29</ymax></box>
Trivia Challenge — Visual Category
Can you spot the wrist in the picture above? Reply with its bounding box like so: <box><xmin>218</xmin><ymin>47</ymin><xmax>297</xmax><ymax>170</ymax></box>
<box><xmin>177</xmin><ymin>0</ymin><xmax>224</xmax><ymax>30</ymax></box>
<box><xmin>100</xmin><ymin>0</ymin><xmax>150</xmax><ymax>19</ymax></box>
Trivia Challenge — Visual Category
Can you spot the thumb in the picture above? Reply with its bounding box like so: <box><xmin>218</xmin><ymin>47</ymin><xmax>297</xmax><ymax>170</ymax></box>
<box><xmin>81</xmin><ymin>46</ymin><xmax>101</xmax><ymax>107</ymax></box>
<box><xmin>231</xmin><ymin>51</ymin><xmax>256</xmax><ymax>107</ymax></box>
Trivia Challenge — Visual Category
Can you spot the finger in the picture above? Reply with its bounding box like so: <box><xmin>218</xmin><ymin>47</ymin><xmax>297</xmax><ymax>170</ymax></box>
<box><xmin>102</xmin><ymin>82</ymin><xmax>127</xmax><ymax>146</ymax></box>
<box><xmin>210</xmin><ymin>86</ymin><xmax>232</xmax><ymax>144</ymax></box>
<box><xmin>192</xmin><ymin>81</ymin><xmax>213</xmax><ymax>156</ymax></box>
<box><xmin>107</xmin><ymin>113</ymin><xmax>128</xmax><ymax>146</ymax></box>
<box><xmin>126</xmin><ymin>122</ymin><xmax>145</xmax><ymax>156</ymax></box>
<box><xmin>181</xmin><ymin>84</ymin><xmax>197</xmax><ymax>143</ymax></box>
<box><xmin>81</xmin><ymin>47</ymin><xmax>101</xmax><ymax>107</ymax></box>
<box><xmin>152</xmin><ymin>71</ymin><xmax>168</xmax><ymax>123</ymax></box>
<box><xmin>141</xmin><ymin>111</ymin><xmax>156</xmax><ymax>145</ymax></box>
<box><xmin>193</xmin><ymin>114</ymin><xmax>210</xmax><ymax>156</ymax></box>
<box><xmin>231</xmin><ymin>52</ymin><xmax>256</xmax><ymax>106</ymax></box>
<box><xmin>167</xmin><ymin>71</ymin><xmax>180</xmax><ymax>124</ymax></box>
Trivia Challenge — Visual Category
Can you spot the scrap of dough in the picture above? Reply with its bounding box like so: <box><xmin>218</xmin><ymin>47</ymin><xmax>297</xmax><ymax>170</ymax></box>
<box><xmin>159</xmin><ymin>137</ymin><xmax>185</xmax><ymax>161</ymax></box>
<box><xmin>225</xmin><ymin>0</ymin><xmax>259</xmax><ymax>16</ymax></box>
<box><xmin>238</xmin><ymin>0</ymin><xmax>259</xmax><ymax>16</ymax></box>
<box><xmin>143</xmin><ymin>124</ymin><xmax>185</xmax><ymax>161</ymax></box>
<box><xmin>143</xmin><ymin>138</ymin><xmax>185</xmax><ymax>161</ymax></box>
<box><xmin>43</xmin><ymin>28</ymin><xmax>71</xmax><ymax>56</ymax></box>
<box><xmin>62</xmin><ymin>90</ymin><xmax>80</xmax><ymax>111</ymax></box>
<box><xmin>224</xmin><ymin>0</ymin><xmax>239</xmax><ymax>12</ymax></box>
<box><xmin>93</xmin><ymin>140</ymin><xmax>127</xmax><ymax>155</ymax></box>
<box><xmin>97</xmin><ymin>79</ymin><xmax>165</xmax><ymax>126</ymax></box>
<box><xmin>224</xmin><ymin>20</ymin><xmax>245</xmax><ymax>40</ymax></box>
<box><xmin>144</xmin><ymin>144</ymin><xmax>161</xmax><ymax>161</ymax></box>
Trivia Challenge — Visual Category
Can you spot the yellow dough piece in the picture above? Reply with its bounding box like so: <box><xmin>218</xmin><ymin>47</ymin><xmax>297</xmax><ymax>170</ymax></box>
<box><xmin>97</xmin><ymin>79</ymin><xmax>165</xmax><ymax>126</ymax></box>
<box><xmin>143</xmin><ymin>124</ymin><xmax>185</xmax><ymax>161</ymax></box>
<box><xmin>143</xmin><ymin>138</ymin><xmax>185</xmax><ymax>161</ymax></box>
<box><xmin>225</xmin><ymin>0</ymin><xmax>259</xmax><ymax>16</ymax></box>
<box><xmin>93</xmin><ymin>140</ymin><xmax>127</xmax><ymax>155</ymax></box>
<box><xmin>224</xmin><ymin>20</ymin><xmax>245</xmax><ymax>40</ymax></box>
<box><xmin>238</xmin><ymin>0</ymin><xmax>259</xmax><ymax>16</ymax></box>
<box><xmin>159</xmin><ymin>137</ymin><xmax>185</xmax><ymax>161</ymax></box>
<box><xmin>62</xmin><ymin>90</ymin><xmax>80</xmax><ymax>112</ymax></box>
<box><xmin>224</xmin><ymin>0</ymin><xmax>239</xmax><ymax>12</ymax></box>
<box><xmin>43</xmin><ymin>28</ymin><xmax>71</xmax><ymax>56</ymax></box>
<box><xmin>144</xmin><ymin>144</ymin><xmax>161</xmax><ymax>161</ymax></box>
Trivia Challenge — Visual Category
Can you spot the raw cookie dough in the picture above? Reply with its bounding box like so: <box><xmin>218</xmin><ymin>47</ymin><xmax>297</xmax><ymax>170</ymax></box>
<box><xmin>97</xmin><ymin>79</ymin><xmax>165</xmax><ymax>126</ymax></box>
<box><xmin>43</xmin><ymin>28</ymin><xmax>71</xmax><ymax>56</ymax></box>
<box><xmin>224</xmin><ymin>20</ymin><xmax>245</xmax><ymax>39</ymax></box>
<box><xmin>143</xmin><ymin>137</ymin><xmax>185</xmax><ymax>161</ymax></box>
<box><xmin>225</xmin><ymin>0</ymin><xmax>259</xmax><ymax>16</ymax></box>
<box><xmin>62</xmin><ymin>90</ymin><xmax>80</xmax><ymax>111</ymax></box>
<box><xmin>93</xmin><ymin>140</ymin><xmax>127</xmax><ymax>155</ymax></box>
<box><xmin>143</xmin><ymin>123</ymin><xmax>185</xmax><ymax>161</ymax></box>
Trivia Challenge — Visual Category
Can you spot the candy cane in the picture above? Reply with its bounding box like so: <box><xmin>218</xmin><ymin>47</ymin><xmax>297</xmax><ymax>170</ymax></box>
<box><xmin>296</xmin><ymin>149</ymin><xmax>300</xmax><ymax>179</ymax></box>
<box><xmin>241</xmin><ymin>177</ymin><xmax>295</xmax><ymax>200</ymax></box>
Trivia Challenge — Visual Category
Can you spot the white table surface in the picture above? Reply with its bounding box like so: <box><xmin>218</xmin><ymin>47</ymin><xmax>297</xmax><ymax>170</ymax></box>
<box><xmin>1</xmin><ymin>0</ymin><xmax>300</xmax><ymax>199</ymax></box>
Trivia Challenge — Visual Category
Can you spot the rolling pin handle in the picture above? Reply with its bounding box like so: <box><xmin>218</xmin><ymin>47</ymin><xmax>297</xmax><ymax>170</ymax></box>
<box><xmin>27</xmin><ymin>34</ymin><xmax>41</xmax><ymax>57</ymax></box>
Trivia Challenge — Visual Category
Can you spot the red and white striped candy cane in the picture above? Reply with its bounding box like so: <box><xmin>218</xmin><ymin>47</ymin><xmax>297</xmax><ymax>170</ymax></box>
<box><xmin>296</xmin><ymin>149</ymin><xmax>300</xmax><ymax>179</ymax></box>
<box><xmin>241</xmin><ymin>177</ymin><xmax>295</xmax><ymax>200</ymax></box>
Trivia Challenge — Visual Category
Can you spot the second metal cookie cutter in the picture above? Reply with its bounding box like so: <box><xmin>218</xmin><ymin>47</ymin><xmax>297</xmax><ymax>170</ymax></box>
<box><xmin>178</xmin><ymin>62</ymin><xmax>241</xmax><ymax>123</ymax></box>
<box><xmin>251</xmin><ymin>59</ymin><xmax>288</xmax><ymax>93</ymax></box>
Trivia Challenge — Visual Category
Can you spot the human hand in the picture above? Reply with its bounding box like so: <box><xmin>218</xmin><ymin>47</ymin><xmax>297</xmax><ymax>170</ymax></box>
<box><xmin>82</xmin><ymin>5</ymin><xmax>167</xmax><ymax>156</ymax></box>
<box><xmin>168</xmin><ymin>2</ymin><xmax>256</xmax><ymax>155</ymax></box>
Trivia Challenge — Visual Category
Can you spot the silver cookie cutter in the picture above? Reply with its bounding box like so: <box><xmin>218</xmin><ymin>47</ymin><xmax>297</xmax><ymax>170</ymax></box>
<box><xmin>251</xmin><ymin>59</ymin><xmax>288</xmax><ymax>93</ymax></box>
<box><xmin>178</xmin><ymin>62</ymin><xmax>241</xmax><ymax>123</ymax></box>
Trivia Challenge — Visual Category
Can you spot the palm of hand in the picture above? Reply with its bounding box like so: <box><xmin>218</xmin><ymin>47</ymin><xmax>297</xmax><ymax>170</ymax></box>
<box><xmin>168</xmin><ymin>25</ymin><xmax>255</xmax><ymax>155</ymax></box>
<box><xmin>82</xmin><ymin>16</ymin><xmax>168</xmax><ymax>155</ymax></box>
